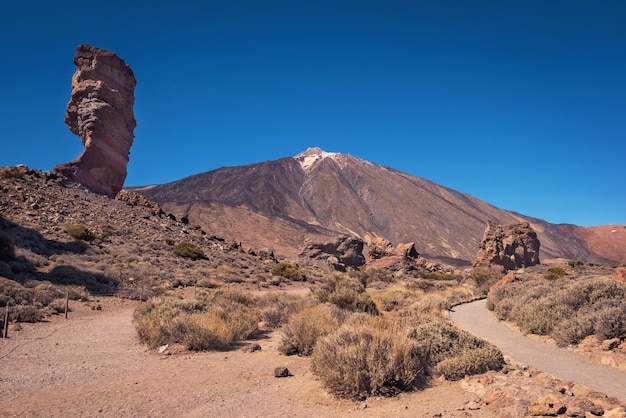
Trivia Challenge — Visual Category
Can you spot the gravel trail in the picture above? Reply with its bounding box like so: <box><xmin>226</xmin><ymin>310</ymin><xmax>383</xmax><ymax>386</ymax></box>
<box><xmin>450</xmin><ymin>299</ymin><xmax>626</xmax><ymax>401</ymax></box>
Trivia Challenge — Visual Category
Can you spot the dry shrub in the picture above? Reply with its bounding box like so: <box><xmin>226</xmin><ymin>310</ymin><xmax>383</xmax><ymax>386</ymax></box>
<box><xmin>11</xmin><ymin>305</ymin><xmax>42</xmax><ymax>322</ymax></box>
<box><xmin>471</xmin><ymin>268</ymin><xmax>504</xmax><ymax>294</ymax></box>
<box><xmin>270</xmin><ymin>262</ymin><xmax>306</xmax><ymax>281</ymax></box>
<box><xmin>173</xmin><ymin>241</ymin><xmax>205</xmax><ymax>260</ymax></box>
<box><xmin>487</xmin><ymin>275</ymin><xmax>626</xmax><ymax>346</ymax></box>
<box><xmin>311</xmin><ymin>315</ymin><xmax>423</xmax><ymax>400</ymax></box>
<box><xmin>279</xmin><ymin>303</ymin><xmax>348</xmax><ymax>356</ymax></box>
<box><xmin>401</xmin><ymin>295</ymin><xmax>451</xmax><ymax>318</ymax></box>
<box><xmin>312</xmin><ymin>274</ymin><xmax>378</xmax><ymax>314</ymax></box>
<box><xmin>407</xmin><ymin>318</ymin><xmax>503</xmax><ymax>381</ymax></box>
<box><xmin>257</xmin><ymin>292</ymin><xmax>309</xmax><ymax>328</ymax></box>
<box><xmin>133</xmin><ymin>291</ymin><xmax>258</xmax><ymax>351</ymax></box>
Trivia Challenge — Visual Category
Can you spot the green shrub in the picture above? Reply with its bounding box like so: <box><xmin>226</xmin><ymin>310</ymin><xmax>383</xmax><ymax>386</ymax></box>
<box><xmin>65</xmin><ymin>224</ymin><xmax>96</xmax><ymax>241</ymax></box>
<box><xmin>422</xmin><ymin>271</ymin><xmax>456</xmax><ymax>281</ymax></box>
<box><xmin>312</xmin><ymin>274</ymin><xmax>379</xmax><ymax>314</ymax></box>
<box><xmin>512</xmin><ymin>298</ymin><xmax>573</xmax><ymax>335</ymax></box>
<box><xmin>311</xmin><ymin>315</ymin><xmax>423</xmax><ymax>400</ymax></box>
<box><xmin>544</xmin><ymin>266</ymin><xmax>566</xmax><ymax>280</ymax></box>
<box><xmin>0</xmin><ymin>230</ymin><xmax>15</xmax><ymax>261</ymax></box>
<box><xmin>279</xmin><ymin>304</ymin><xmax>348</xmax><ymax>356</ymax></box>
<box><xmin>173</xmin><ymin>241</ymin><xmax>205</xmax><ymax>260</ymax></box>
<box><xmin>164</xmin><ymin>238</ymin><xmax>175</xmax><ymax>246</ymax></box>
<box><xmin>270</xmin><ymin>262</ymin><xmax>306</xmax><ymax>281</ymax></box>
<box><xmin>593</xmin><ymin>303</ymin><xmax>626</xmax><ymax>341</ymax></box>
<box><xmin>471</xmin><ymin>268</ymin><xmax>503</xmax><ymax>294</ymax></box>
<box><xmin>433</xmin><ymin>345</ymin><xmax>504</xmax><ymax>380</ymax></box>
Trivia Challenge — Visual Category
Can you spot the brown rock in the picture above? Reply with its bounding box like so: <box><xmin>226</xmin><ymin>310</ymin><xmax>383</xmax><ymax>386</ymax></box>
<box><xmin>601</xmin><ymin>338</ymin><xmax>622</xmax><ymax>351</ymax></box>
<box><xmin>115</xmin><ymin>190</ymin><xmax>163</xmax><ymax>216</ymax></box>
<box><xmin>274</xmin><ymin>367</ymin><xmax>292</xmax><ymax>377</ymax></box>
<box><xmin>396</xmin><ymin>242</ymin><xmax>419</xmax><ymax>260</ymax></box>
<box><xmin>529</xmin><ymin>395</ymin><xmax>566</xmax><ymax>416</ymax></box>
<box><xmin>615</xmin><ymin>267</ymin><xmax>626</xmax><ymax>284</ymax></box>
<box><xmin>367</xmin><ymin>237</ymin><xmax>394</xmax><ymax>259</ymax></box>
<box><xmin>473</xmin><ymin>220</ymin><xmax>541</xmax><ymax>271</ymax></box>
<box><xmin>55</xmin><ymin>44</ymin><xmax>137</xmax><ymax>197</ymax></box>
<box><xmin>300</xmin><ymin>236</ymin><xmax>365</xmax><ymax>271</ymax></box>
<box><xmin>488</xmin><ymin>271</ymin><xmax>517</xmax><ymax>299</ymax></box>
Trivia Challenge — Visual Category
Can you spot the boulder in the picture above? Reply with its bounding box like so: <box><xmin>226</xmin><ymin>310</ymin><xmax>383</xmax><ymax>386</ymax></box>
<box><xmin>300</xmin><ymin>236</ymin><xmax>365</xmax><ymax>271</ymax></box>
<box><xmin>274</xmin><ymin>367</ymin><xmax>292</xmax><ymax>377</ymax></box>
<box><xmin>487</xmin><ymin>271</ymin><xmax>517</xmax><ymax>299</ymax></box>
<box><xmin>473</xmin><ymin>221</ymin><xmax>541</xmax><ymax>271</ymax></box>
<box><xmin>55</xmin><ymin>44</ymin><xmax>136</xmax><ymax>197</ymax></box>
<box><xmin>396</xmin><ymin>242</ymin><xmax>419</xmax><ymax>260</ymax></box>
<box><xmin>367</xmin><ymin>237</ymin><xmax>394</xmax><ymax>259</ymax></box>
<box><xmin>615</xmin><ymin>267</ymin><xmax>626</xmax><ymax>284</ymax></box>
<box><xmin>115</xmin><ymin>190</ymin><xmax>163</xmax><ymax>216</ymax></box>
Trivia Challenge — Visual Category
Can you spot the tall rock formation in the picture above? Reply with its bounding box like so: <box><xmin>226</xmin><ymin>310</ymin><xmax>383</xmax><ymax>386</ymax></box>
<box><xmin>473</xmin><ymin>220</ymin><xmax>541</xmax><ymax>271</ymax></box>
<box><xmin>55</xmin><ymin>44</ymin><xmax>136</xmax><ymax>197</ymax></box>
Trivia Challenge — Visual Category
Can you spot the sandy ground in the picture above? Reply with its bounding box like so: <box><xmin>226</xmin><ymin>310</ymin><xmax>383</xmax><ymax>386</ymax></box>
<box><xmin>0</xmin><ymin>295</ymin><xmax>486</xmax><ymax>418</ymax></box>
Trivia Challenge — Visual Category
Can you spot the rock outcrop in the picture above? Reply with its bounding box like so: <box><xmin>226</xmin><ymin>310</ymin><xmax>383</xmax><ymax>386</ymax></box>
<box><xmin>473</xmin><ymin>221</ymin><xmax>540</xmax><ymax>271</ymax></box>
<box><xmin>299</xmin><ymin>236</ymin><xmax>366</xmax><ymax>271</ymax></box>
<box><xmin>55</xmin><ymin>44</ymin><xmax>136</xmax><ymax>197</ymax></box>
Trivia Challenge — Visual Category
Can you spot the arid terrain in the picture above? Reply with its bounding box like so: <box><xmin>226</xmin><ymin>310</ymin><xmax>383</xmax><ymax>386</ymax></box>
<box><xmin>2</xmin><ymin>165</ymin><xmax>626</xmax><ymax>417</ymax></box>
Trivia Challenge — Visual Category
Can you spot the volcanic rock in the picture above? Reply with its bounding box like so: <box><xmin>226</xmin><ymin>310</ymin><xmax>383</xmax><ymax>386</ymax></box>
<box><xmin>473</xmin><ymin>221</ymin><xmax>541</xmax><ymax>271</ymax></box>
<box><xmin>615</xmin><ymin>267</ymin><xmax>626</xmax><ymax>284</ymax></box>
<box><xmin>55</xmin><ymin>44</ymin><xmax>137</xmax><ymax>197</ymax></box>
<box><xmin>300</xmin><ymin>236</ymin><xmax>366</xmax><ymax>271</ymax></box>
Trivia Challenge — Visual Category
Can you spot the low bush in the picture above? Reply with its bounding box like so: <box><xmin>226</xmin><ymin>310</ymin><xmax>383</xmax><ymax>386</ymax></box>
<box><xmin>66</xmin><ymin>224</ymin><xmax>96</xmax><ymax>241</ymax></box>
<box><xmin>544</xmin><ymin>266</ymin><xmax>566</xmax><ymax>280</ymax></box>
<box><xmin>407</xmin><ymin>318</ymin><xmax>504</xmax><ymax>380</ymax></box>
<box><xmin>312</xmin><ymin>274</ymin><xmax>379</xmax><ymax>314</ymax></box>
<box><xmin>173</xmin><ymin>241</ymin><xmax>205</xmax><ymax>260</ymax></box>
<box><xmin>279</xmin><ymin>303</ymin><xmax>348</xmax><ymax>355</ymax></box>
<box><xmin>11</xmin><ymin>305</ymin><xmax>42</xmax><ymax>323</ymax></box>
<box><xmin>422</xmin><ymin>271</ymin><xmax>456</xmax><ymax>281</ymax></box>
<box><xmin>471</xmin><ymin>268</ymin><xmax>503</xmax><ymax>294</ymax></box>
<box><xmin>270</xmin><ymin>262</ymin><xmax>306</xmax><ymax>281</ymax></box>
<box><xmin>311</xmin><ymin>315</ymin><xmax>423</xmax><ymax>400</ymax></box>
<box><xmin>133</xmin><ymin>291</ymin><xmax>258</xmax><ymax>350</ymax></box>
<box><xmin>487</xmin><ymin>275</ymin><xmax>626</xmax><ymax>346</ymax></box>
<box><xmin>257</xmin><ymin>293</ymin><xmax>309</xmax><ymax>328</ymax></box>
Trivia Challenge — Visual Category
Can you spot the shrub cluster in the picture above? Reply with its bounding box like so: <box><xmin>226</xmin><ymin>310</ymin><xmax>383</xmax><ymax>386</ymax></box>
<box><xmin>133</xmin><ymin>290</ymin><xmax>258</xmax><ymax>350</ymax></box>
<box><xmin>544</xmin><ymin>266</ymin><xmax>566</xmax><ymax>280</ymax></box>
<box><xmin>471</xmin><ymin>268</ymin><xmax>504</xmax><ymax>294</ymax></box>
<box><xmin>270</xmin><ymin>261</ymin><xmax>306</xmax><ymax>281</ymax></box>
<box><xmin>65</xmin><ymin>224</ymin><xmax>96</xmax><ymax>241</ymax></box>
<box><xmin>173</xmin><ymin>241</ymin><xmax>206</xmax><ymax>260</ymax></box>
<box><xmin>311</xmin><ymin>315</ymin><xmax>423</xmax><ymax>400</ymax></box>
<box><xmin>279</xmin><ymin>304</ymin><xmax>348</xmax><ymax>356</ymax></box>
<box><xmin>312</xmin><ymin>274</ymin><xmax>379</xmax><ymax>314</ymax></box>
<box><xmin>488</xmin><ymin>276</ymin><xmax>626</xmax><ymax>345</ymax></box>
<box><xmin>309</xmin><ymin>314</ymin><xmax>503</xmax><ymax>400</ymax></box>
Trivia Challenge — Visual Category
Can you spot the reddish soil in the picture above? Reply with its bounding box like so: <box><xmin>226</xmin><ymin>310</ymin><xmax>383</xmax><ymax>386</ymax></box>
<box><xmin>1</xmin><ymin>295</ymin><xmax>481</xmax><ymax>418</ymax></box>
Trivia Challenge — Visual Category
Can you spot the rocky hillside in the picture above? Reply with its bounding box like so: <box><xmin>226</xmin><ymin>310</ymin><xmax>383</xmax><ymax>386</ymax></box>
<box><xmin>0</xmin><ymin>165</ymin><xmax>280</xmax><ymax>298</ymax></box>
<box><xmin>134</xmin><ymin>148</ymin><xmax>622</xmax><ymax>264</ymax></box>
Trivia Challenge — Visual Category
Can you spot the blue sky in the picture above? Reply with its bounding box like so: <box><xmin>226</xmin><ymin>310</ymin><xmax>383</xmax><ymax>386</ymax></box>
<box><xmin>1</xmin><ymin>1</ymin><xmax>624</xmax><ymax>226</ymax></box>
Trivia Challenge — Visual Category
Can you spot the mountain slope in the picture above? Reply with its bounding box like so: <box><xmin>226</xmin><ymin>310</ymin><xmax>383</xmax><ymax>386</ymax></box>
<box><xmin>134</xmin><ymin>148</ymin><xmax>618</xmax><ymax>263</ymax></box>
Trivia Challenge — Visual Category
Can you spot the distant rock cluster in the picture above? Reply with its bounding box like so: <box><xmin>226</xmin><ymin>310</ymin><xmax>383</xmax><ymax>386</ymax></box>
<box><xmin>473</xmin><ymin>220</ymin><xmax>541</xmax><ymax>271</ymax></box>
<box><xmin>55</xmin><ymin>44</ymin><xmax>136</xmax><ymax>197</ymax></box>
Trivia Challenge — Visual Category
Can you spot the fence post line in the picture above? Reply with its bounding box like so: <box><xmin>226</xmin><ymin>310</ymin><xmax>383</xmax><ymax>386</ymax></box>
<box><xmin>3</xmin><ymin>303</ymin><xmax>9</xmax><ymax>338</ymax></box>
<box><xmin>140</xmin><ymin>287</ymin><xmax>144</xmax><ymax>303</ymax></box>
<box><xmin>65</xmin><ymin>291</ymin><xmax>69</xmax><ymax>319</ymax></box>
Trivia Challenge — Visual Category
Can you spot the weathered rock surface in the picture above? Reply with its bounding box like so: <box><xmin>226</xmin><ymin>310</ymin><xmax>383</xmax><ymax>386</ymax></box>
<box><xmin>473</xmin><ymin>221</ymin><xmax>540</xmax><ymax>271</ymax></box>
<box><xmin>615</xmin><ymin>267</ymin><xmax>626</xmax><ymax>284</ymax></box>
<box><xmin>299</xmin><ymin>236</ymin><xmax>365</xmax><ymax>271</ymax></box>
<box><xmin>55</xmin><ymin>44</ymin><xmax>136</xmax><ymax>197</ymax></box>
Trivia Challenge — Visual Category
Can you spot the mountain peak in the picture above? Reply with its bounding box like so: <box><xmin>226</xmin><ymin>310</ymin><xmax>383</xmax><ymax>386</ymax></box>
<box><xmin>294</xmin><ymin>147</ymin><xmax>341</xmax><ymax>171</ymax></box>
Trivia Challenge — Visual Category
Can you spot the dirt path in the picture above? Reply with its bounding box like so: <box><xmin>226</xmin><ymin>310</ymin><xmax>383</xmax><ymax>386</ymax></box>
<box><xmin>450</xmin><ymin>299</ymin><xmax>626</xmax><ymax>401</ymax></box>
<box><xmin>0</xmin><ymin>296</ymin><xmax>483</xmax><ymax>418</ymax></box>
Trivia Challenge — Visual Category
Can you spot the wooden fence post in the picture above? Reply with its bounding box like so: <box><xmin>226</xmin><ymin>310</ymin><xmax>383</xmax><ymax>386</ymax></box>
<box><xmin>140</xmin><ymin>287</ymin><xmax>144</xmax><ymax>303</ymax></box>
<box><xmin>3</xmin><ymin>303</ymin><xmax>9</xmax><ymax>338</ymax></box>
<box><xmin>65</xmin><ymin>291</ymin><xmax>69</xmax><ymax>319</ymax></box>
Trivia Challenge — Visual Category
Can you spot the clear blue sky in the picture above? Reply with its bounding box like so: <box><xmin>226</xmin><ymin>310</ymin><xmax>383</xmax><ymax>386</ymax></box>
<box><xmin>1</xmin><ymin>1</ymin><xmax>624</xmax><ymax>226</ymax></box>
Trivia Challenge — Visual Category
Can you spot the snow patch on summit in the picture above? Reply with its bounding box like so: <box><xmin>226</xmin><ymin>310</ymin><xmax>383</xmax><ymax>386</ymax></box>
<box><xmin>294</xmin><ymin>147</ymin><xmax>340</xmax><ymax>171</ymax></box>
